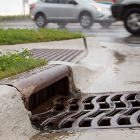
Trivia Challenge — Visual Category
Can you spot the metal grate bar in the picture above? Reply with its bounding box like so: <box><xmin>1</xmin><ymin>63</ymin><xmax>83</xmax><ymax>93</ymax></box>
<box><xmin>35</xmin><ymin>50</ymin><xmax>60</xmax><ymax>59</ymax></box>
<box><xmin>42</xmin><ymin>49</ymin><xmax>69</xmax><ymax>60</ymax></box>
<box><xmin>50</xmin><ymin>50</ymin><xmax>75</xmax><ymax>61</ymax></box>
<box><xmin>30</xmin><ymin>49</ymin><xmax>66</xmax><ymax>59</ymax></box>
<box><xmin>65</xmin><ymin>50</ymin><xmax>84</xmax><ymax>62</ymax></box>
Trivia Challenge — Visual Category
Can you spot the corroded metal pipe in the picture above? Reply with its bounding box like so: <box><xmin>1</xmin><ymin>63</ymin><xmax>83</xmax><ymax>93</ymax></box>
<box><xmin>7</xmin><ymin>65</ymin><xmax>70</xmax><ymax>110</ymax></box>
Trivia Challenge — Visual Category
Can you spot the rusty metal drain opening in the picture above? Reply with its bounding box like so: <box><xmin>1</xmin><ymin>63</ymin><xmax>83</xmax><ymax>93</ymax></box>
<box><xmin>30</xmin><ymin>92</ymin><xmax>140</xmax><ymax>132</ymax></box>
<box><xmin>28</xmin><ymin>76</ymin><xmax>69</xmax><ymax>111</ymax></box>
<box><xmin>7</xmin><ymin>65</ymin><xmax>70</xmax><ymax>110</ymax></box>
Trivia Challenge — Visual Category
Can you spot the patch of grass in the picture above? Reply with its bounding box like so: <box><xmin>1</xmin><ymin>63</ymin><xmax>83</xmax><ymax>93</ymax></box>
<box><xmin>0</xmin><ymin>48</ymin><xmax>48</xmax><ymax>79</ymax></box>
<box><xmin>0</xmin><ymin>22</ymin><xmax>85</xmax><ymax>79</ymax></box>
<box><xmin>0</xmin><ymin>15</ymin><xmax>30</xmax><ymax>21</ymax></box>
<box><xmin>0</xmin><ymin>24</ymin><xmax>85</xmax><ymax>45</ymax></box>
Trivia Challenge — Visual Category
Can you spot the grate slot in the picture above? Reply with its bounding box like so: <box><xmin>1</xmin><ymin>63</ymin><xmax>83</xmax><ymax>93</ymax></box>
<box><xmin>108</xmin><ymin>110</ymin><xmax>121</xmax><ymax>116</ymax></box>
<box><xmin>69</xmin><ymin>105</ymin><xmax>78</xmax><ymax>111</ymax></box>
<box><xmin>98</xmin><ymin>119</ymin><xmax>111</xmax><ymax>126</ymax></box>
<box><xmin>79</xmin><ymin>120</ymin><xmax>91</xmax><ymax>127</ymax></box>
<box><xmin>131</xmin><ymin>101</ymin><xmax>140</xmax><ymax>107</ymax></box>
<box><xmin>115</xmin><ymin>102</ymin><xmax>126</xmax><ymax>108</ymax></box>
<box><xmin>89</xmin><ymin>111</ymin><xmax>105</xmax><ymax>118</ymax></box>
<box><xmin>61</xmin><ymin>121</ymin><xmax>74</xmax><ymax>128</ymax></box>
<box><xmin>97</xmin><ymin>96</ymin><xmax>109</xmax><ymax>102</ymax></box>
<box><xmin>126</xmin><ymin>94</ymin><xmax>136</xmax><ymax>100</ymax></box>
<box><xmin>137</xmin><ymin>116</ymin><xmax>140</xmax><ymax>124</ymax></box>
<box><xmin>69</xmin><ymin>99</ymin><xmax>80</xmax><ymax>104</ymax></box>
<box><xmin>83</xmin><ymin>97</ymin><xmax>95</xmax><ymax>103</ymax></box>
<box><xmin>55</xmin><ymin>97</ymin><xmax>67</xmax><ymax>103</ymax></box>
<box><xmin>84</xmin><ymin>104</ymin><xmax>94</xmax><ymax>110</ymax></box>
<box><xmin>73</xmin><ymin>112</ymin><xmax>87</xmax><ymax>119</ymax></box>
<box><xmin>126</xmin><ymin>108</ymin><xmax>140</xmax><ymax>115</ymax></box>
<box><xmin>54</xmin><ymin>104</ymin><xmax>63</xmax><ymax>111</ymax></box>
<box><xmin>47</xmin><ymin>122</ymin><xmax>54</xmax><ymax>126</ymax></box>
<box><xmin>112</xmin><ymin>95</ymin><xmax>122</xmax><ymax>101</ymax></box>
<box><xmin>118</xmin><ymin>118</ymin><xmax>131</xmax><ymax>125</ymax></box>
<box><xmin>99</xmin><ymin>103</ymin><xmax>109</xmax><ymax>109</ymax></box>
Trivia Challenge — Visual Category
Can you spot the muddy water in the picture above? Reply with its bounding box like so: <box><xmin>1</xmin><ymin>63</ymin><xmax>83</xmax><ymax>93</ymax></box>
<box><xmin>30</xmin><ymin>129</ymin><xmax>140</xmax><ymax>140</ymax></box>
<box><xmin>30</xmin><ymin>131</ymin><xmax>75</xmax><ymax>140</ymax></box>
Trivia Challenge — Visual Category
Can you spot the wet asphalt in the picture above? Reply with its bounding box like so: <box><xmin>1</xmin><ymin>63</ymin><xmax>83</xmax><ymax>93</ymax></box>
<box><xmin>1</xmin><ymin>20</ymin><xmax>140</xmax><ymax>49</ymax></box>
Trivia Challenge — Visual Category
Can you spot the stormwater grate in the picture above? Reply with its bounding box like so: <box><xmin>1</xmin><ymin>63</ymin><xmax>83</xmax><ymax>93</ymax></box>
<box><xmin>31</xmin><ymin>92</ymin><xmax>140</xmax><ymax>132</ymax></box>
<box><xmin>28</xmin><ymin>49</ymin><xmax>84</xmax><ymax>62</ymax></box>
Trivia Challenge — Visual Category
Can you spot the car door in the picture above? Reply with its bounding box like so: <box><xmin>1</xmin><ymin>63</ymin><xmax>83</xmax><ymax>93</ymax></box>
<box><xmin>42</xmin><ymin>0</ymin><xmax>59</xmax><ymax>20</ymax></box>
<box><xmin>57</xmin><ymin>0</ymin><xmax>79</xmax><ymax>20</ymax></box>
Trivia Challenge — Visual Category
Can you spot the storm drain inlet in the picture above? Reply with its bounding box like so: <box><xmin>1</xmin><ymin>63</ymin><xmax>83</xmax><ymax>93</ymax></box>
<box><xmin>31</xmin><ymin>92</ymin><xmax>140</xmax><ymax>132</ymax></box>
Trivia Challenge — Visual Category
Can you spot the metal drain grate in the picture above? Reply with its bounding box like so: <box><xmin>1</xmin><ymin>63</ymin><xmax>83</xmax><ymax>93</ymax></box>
<box><xmin>31</xmin><ymin>92</ymin><xmax>140</xmax><ymax>132</ymax></box>
<box><xmin>28</xmin><ymin>49</ymin><xmax>85</xmax><ymax>62</ymax></box>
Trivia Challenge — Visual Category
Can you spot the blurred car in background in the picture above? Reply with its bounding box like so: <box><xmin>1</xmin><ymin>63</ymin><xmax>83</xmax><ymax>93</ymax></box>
<box><xmin>111</xmin><ymin>0</ymin><xmax>140</xmax><ymax>35</ymax></box>
<box><xmin>30</xmin><ymin>0</ymin><xmax>115</xmax><ymax>28</ymax></box>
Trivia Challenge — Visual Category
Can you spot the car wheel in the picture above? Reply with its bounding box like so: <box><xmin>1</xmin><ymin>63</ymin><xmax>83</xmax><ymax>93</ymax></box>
<box><xmin>100</xmin><ymin>22</ymin><xmax>112</xmax><ymax>28</ymax></box>
<box><xmin>80</xmin><ymin>12</ymin><xmax>93</xmax><ymax>28</ymax></box>
<box><xmin>36</xmin><ymin>14</ymin><xmax>47</xmax><ymax>28</ymax></box>
<box><xmin>57</xmin><ymin>22</ymin><xmax>67</xmax><ymax>28</ymax></box>
<box><xmin>124</xmin><ymin>8</ymin><xmax>140</xmax><ymax>35</ymax></box>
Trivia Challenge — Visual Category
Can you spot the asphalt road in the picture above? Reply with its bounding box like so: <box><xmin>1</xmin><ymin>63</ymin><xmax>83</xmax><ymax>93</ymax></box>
<box><xmin>1</xmin><ymin>21</ymin><xmax>140</xmax><ymax>48</ymax></box>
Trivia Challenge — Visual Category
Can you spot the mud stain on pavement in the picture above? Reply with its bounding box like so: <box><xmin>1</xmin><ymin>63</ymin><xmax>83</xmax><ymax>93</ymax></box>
<box><xmin>30</xmin><ymin>131</ymin><xmax>75</xmax><ymax>140</ymax></box>
<box><xmin>113</xmin><ymin>51</ymin><xmax>126</xmax><ymax>64</ymax></box>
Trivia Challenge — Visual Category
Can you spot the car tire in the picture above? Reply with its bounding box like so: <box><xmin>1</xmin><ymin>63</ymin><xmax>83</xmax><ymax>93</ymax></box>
<box><xmin>36</xmin><ymin>14</ymin><xmax>47</xmax><ymax>28</ymax></box>
<box><xmin>57</xmin><ymin>22</ymin><xmax>67</xmax><ymax>28</ymax></box>
<box><xmin>100</xmin><ymin>22</ymin><xmax>112</xmax><ymax>28</ymax></box>
<box><xmin>80</xmin><ymin>12</ymin><xmax>93</xmax><ymax>28</ymax></box>
<box><xmin>124</xmin><ymin>8</ymin><xmax>140</xmax><ymax>35</ymax></box>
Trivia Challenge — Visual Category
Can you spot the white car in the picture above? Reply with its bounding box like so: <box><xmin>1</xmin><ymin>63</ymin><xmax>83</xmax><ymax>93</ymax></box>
<box><xmin>30</xmin><ymin>0</ymin><xmax>115</xmax><ymax>28</ymax></box>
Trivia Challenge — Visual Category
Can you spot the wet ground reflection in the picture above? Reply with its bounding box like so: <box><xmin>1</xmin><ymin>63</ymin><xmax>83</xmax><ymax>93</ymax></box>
<box><xmin>96</xmin><ymin>34</ymin><xmax>140</xmax><ymax>48</ymax></box>
<box><xmin>124</xmin><ymin>35</ymin><xmax>140</xmax><ymax>44</ymax></box>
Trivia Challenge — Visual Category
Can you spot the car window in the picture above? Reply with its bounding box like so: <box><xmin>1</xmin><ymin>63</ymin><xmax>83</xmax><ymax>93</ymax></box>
<box><xmin>41</xmin><ymin>0</ymin><xmax>59</xmax><ymax>3</ymax></box>
<box><xmin>60</xmin><ymin>0</ymin><xmax>69</xmax><ymax>4</ymax></box>
<box><xmin>76</xmin><ymin>0</ymin><xmax>96</xmax><ymax>3</ymax></box>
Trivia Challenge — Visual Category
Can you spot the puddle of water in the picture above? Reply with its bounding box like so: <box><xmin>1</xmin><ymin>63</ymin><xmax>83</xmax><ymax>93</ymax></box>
<box><xmin>125</xmin><ymin>35</ymin><xmax>140</xmax><ymax>44</ymax></box>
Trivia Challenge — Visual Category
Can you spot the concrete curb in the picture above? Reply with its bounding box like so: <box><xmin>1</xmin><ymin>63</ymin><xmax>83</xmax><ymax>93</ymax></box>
<box><xmin>0</xmin><ymin>85</ymin><xmax>37</xmax><ymax>140</ymax></box>
<box><xmin>0</xmin><ymin>38</ymin><xmax>86</xmax><ymax>51</ymax></box>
